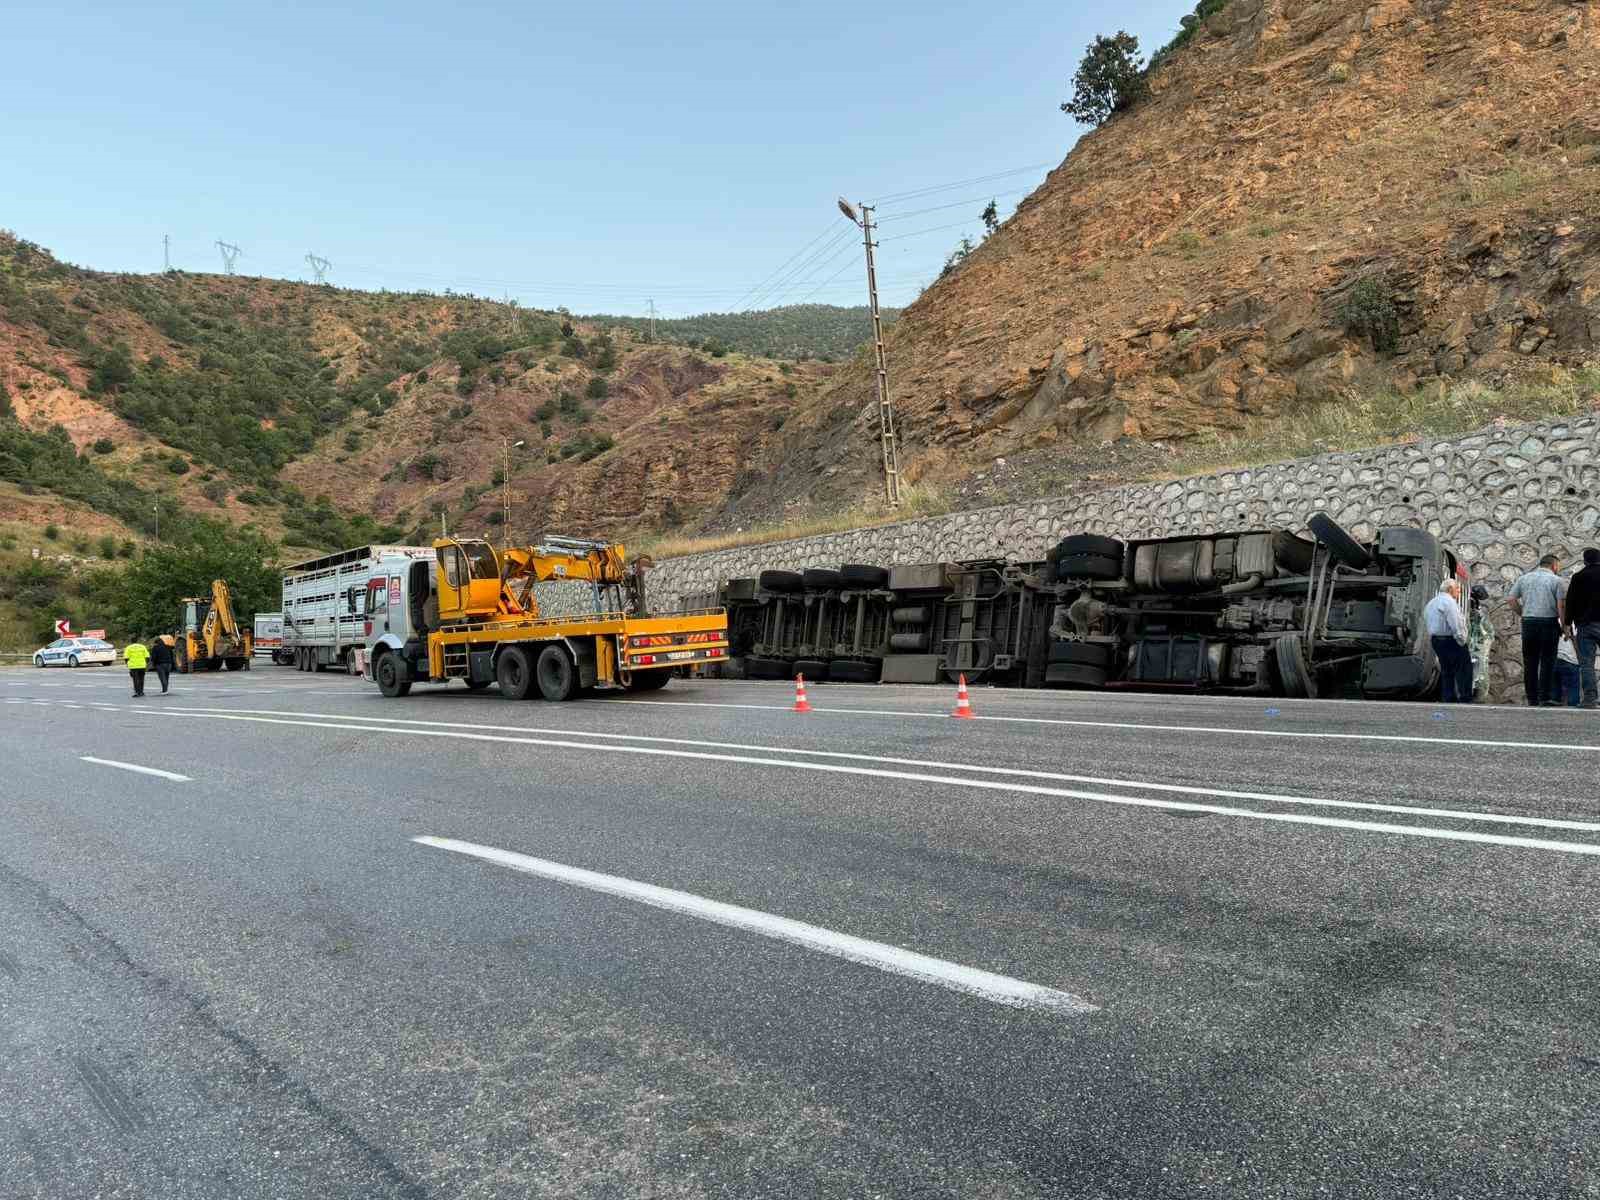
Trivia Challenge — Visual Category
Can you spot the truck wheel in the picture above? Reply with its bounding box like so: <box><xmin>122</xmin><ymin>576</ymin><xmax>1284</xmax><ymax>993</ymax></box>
<box><xmin>828</xmin><ymin>659</ymin><xmax>880</xmax><ymax>683</ymax></box>
<box><xmin>536</xmin><ymin>644</ymin><xmax>578</xmax><ymax>701</ymax></box>
<box><xmin>1057</xmin><ymin>553</ymin><xmax>1123</xmax><ymax>582</ymax></box>
<box><xmin>626</xmin><ymin>671</ymin><xmax>672</xmax><ymax>692</ymax></box>
<box><xmin>1048</xmin><ymin>640</ymin><xmax>1114</xmax><ymax>667</ymax></box>
<box><xmin>1053</xmin><ymin>533</ymin><xmax>1124</xmax><ymax>560</ymax></box>
<box><xmin>742</xmin><ymin>656</ymin><xmax>789</xmax><ymax>679</ymax></box>
<box><xmin>1307</xmin><ymin>513</ymin><xmax>1372</xmax><ymax>570</ymax></box>
<box><xmin>793</xmin><ymin>658</ymin><xmax>829</xmax><ymax>681</ymax></box>
<box><xmin>758</xmin><ymin>570</ymin><xmax>803</xmax><ymax>593</ymax></box>
<box><xmin>376</xmin><ymin>653</ymin><xmax>412</xmax><ymax>698</ymax></box>
<box><xmin>801</xmin><ymin>568</ymin><xmax>843</xmax><ymax>591</ymax></box>
<box><xmin>838</xmin><ymin>564</ymin><xmax>889</xmax><ymax>589</ymax></box>
<box><xmin>1274</xmin><ymin>635</ymin><xmax>1318</xmax><ymax>698</ymax></box>
<box><xmin>1043</xmin><ymin>663</ymin><xmax>1107</xmax><ymax>688</ymax></box>
<box><xmin>496</xmin><ymin>647</ymin><xmax>535</xmax><ymax>700</ymax></box>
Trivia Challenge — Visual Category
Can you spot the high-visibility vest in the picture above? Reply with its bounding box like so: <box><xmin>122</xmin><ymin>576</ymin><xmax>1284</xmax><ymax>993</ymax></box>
<box><xmin>123</xmin><ymin>643</ymin><xmax>150</xmax><ymax>669</ymax></box>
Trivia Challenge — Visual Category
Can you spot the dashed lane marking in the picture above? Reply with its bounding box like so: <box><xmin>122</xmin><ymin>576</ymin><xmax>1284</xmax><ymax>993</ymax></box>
<box><xmin>79</xmin><ymin>757</ymin><xmax>191</xmax><ymax>782</ymax></box>
<box><xmin>414</xmin><ymin>835</ymin><xmax>1098</xmax><ymax>1015</ymax></box>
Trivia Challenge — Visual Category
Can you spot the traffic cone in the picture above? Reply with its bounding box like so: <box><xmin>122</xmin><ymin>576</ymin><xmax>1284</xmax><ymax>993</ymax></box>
<box><xmin>952</xmin><ymin>674</ymin><xmax>975</xmax><ymax>719</ymax></box>
<box><xmin>792</xmin><ymin>673</ymin><xmax>813</xmax><ymax>713</ymax></box>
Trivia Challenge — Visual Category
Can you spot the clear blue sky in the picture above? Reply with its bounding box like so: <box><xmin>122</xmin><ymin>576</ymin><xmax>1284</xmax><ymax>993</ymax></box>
<box><xmin>4</xmin><ymin>0</ymin><xmax>1193</xmax><ymax>316</ymax></box>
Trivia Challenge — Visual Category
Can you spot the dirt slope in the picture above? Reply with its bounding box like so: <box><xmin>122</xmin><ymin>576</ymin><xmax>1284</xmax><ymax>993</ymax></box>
<box><xmin>733</xmin><ymin>0</ymin><xmax>1600</xmax><ymax>525</ymax></box>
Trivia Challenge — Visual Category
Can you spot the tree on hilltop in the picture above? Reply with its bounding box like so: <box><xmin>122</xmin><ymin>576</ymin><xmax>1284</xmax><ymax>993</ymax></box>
<box><xmin>1061</xmin><ymin>32</ymin><xmax>1148</xmax><ymax>127</ymax></box>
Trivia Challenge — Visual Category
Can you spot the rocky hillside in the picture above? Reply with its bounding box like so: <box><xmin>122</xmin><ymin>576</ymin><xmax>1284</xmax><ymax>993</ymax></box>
<box><xmin>0</xmin><ymin>234</ymin><xmax>831</xmax><ymax>553</ymax></box>
<box><xmin>732</xmin><ymin>0</ymin><xmax>1600</xmax><ymax>526</ymax></box>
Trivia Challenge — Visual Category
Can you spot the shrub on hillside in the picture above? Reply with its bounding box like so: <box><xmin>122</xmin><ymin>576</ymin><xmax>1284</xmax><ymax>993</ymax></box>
<box><xmin>44</xmin><ymin>523</ymin><xmax>59</xmax><ymax>540</ymax></box>
<box><xmin>96</xmin><ymin>534</ymin><xmax>117</xmax><ymax>558</ymax></box>
<box><xmin>91</xmin><ymin>438</ymin><xmax>115</xmax><ymax>454</ymax></box>
<box><xmin>1338</xmin><ymin>276</ymin><xmax>1401</xmax><ymax>354</ymax></box>
<box><xmin>1061</xmin><ymin>32</ymin><xmax>1147</xmax><ymax>127</ymax></box>
<box><xmin>585</xmin><ymin>376</ymin><xmax>608</xmax><ymax>401</ymax></box>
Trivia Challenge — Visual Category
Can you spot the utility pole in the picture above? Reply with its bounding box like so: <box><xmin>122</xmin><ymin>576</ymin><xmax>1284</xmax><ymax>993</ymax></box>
<box><xmin>646</xmin><ymin>298</ymin><xmax>657</xmax><ymax>343</ymax></box>
<box><xmin>153</xmin><ymin>503</ymin><xmax>160</xmax><ymax>541</ymax></box>
<box><xmin>216</xmin><ymin>241</ymin><xmax>242</xmax><ymax>275</ymax></box>
<box><xmin>837</xmin><ymin>198</ymin><xmax>901</xmax><ymax>507</ymax></box>
<box><xmin>162</xmin><ymin>234</ymin><xmax>170</xmax><ymax>272</ymax></box>
<box><xmin>305</xmin><ymin>252</ymin><xmax>331</xmax><ymax>285</ymax></box>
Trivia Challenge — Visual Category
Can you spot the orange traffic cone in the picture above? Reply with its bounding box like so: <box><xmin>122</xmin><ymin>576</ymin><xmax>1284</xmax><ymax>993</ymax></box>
<box><xmin>792</xmin><ymin>673</ymin><xmax>813</xmax><ymax>713</ymax></box>
<box><xmin>952</xmin><ymin>674</ymin><xmax>975</xmax><ymax>719</ymax></box>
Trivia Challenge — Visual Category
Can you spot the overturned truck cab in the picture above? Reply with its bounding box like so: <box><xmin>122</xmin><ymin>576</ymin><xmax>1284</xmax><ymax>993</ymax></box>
<box><xmin>1047</xmin><ymin>514</ymin><xmax>1467</xmax><ymax>699</ymax></box>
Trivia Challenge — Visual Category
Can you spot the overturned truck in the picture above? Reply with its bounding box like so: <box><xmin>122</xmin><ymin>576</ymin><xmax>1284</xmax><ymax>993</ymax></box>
<box><xmin>715</xmin><ymin>513</ymin><xmax>1475</xmax><ymax>700</ymax></box>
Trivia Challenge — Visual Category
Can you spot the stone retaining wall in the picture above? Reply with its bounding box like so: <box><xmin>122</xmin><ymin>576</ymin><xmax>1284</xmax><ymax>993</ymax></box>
<box><xmin>649</xmin><ymin>414</ymin><xmax>1600</xmax><ymax>703</ymax></box>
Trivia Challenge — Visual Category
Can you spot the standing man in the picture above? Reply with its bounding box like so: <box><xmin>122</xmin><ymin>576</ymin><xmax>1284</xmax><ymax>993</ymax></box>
<box><xmin>1508</xmin><ymin>553</ymin><xmax>1567</xmax><ymax>706</ymax></box>
<box><xmin>1563</xmin><ymin>546</ymin><xmax>1600</xmax><ymax>710</ymax></box>
<box><xmin>1423</xmin><ymin>580</ymin><xmax>1471</xmax><ymax>703</ymax></box>
<box><xmin>122</xmin><ymin>635</ymin><xmax>150</xmax><ymax>698</ymax></box>
<box><xmin>149</xmin><ymin>631</ymin><xmax>175</xmax><ymax>695</ymax></box>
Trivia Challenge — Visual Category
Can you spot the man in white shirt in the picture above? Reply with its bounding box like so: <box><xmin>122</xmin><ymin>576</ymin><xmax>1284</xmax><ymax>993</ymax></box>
<box><xmin>1423</xmin><ymin>579</ymin><xmax>1471</xmax><ymax>703</ymax></box>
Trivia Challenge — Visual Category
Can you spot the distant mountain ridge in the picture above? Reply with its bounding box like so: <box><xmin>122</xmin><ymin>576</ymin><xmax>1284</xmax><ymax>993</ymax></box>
<box><xmin>581</xmin><ymin>304</ymin><xmax>899</xmax><ymax>362</ymax></box>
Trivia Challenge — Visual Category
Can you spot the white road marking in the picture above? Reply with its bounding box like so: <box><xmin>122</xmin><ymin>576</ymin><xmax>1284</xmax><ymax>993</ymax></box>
<box><xmin>596</xmin><ymin>697</ymin><xmax>1600</xmax><ymax>754</ymax></box>
<box><xmin>144</xmin><ymin>705</ymin><xmax>1600</xmax><ymax>835</ymax></box>
<box><xmin>79</xmin><ymin>757</ymin><xmax>190</xmax><ymax>782</ymax></box>
<box><xmin>128</xmin><ymin>708</ymin><xmax>1600</xmax><ymax>857</ymax></box>
<box><xmin>414</xmin><ymin>835</ymin><xmax>1097</xmax><ymax>1014</ymax></box>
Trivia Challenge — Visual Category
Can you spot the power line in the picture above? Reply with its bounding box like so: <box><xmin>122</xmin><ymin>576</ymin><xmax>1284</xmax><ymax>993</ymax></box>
<box><xmin>740</xmin><ymin>225</ymin><xmax>857</xmax><ymax>311</ymax></box>
<box><xmin>728</xmin><ymin>221</ymin><xmax>839</xmax><ymax>311</ymax></box>
<box><xmin>872</xmin><ymin>162</ymin><xmax>1053</xmax><ymax>207</ymax></box>
<box><xmin>754</xmin><ymin>235</ymin><xmax>862</xmax><ymax>306</ymax></box>
<box><xmin>879</xmin><ymin>218</ymin><xmax>988</xmax><ymax>244</ymax></box>
<box><xmin>875</xmin><ymin>186</ymin><xmax>1031</xmax><ymax>223</ymax></box>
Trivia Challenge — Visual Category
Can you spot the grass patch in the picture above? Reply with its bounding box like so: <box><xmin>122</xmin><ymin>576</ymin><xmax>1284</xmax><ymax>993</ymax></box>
<box><xmin>1165</xmin><ymin>366</ymin><xmax>1600</xmax><ymax>479</ymax></box>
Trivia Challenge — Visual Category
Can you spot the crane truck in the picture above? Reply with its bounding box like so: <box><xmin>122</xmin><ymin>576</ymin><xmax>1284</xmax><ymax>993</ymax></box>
<box><xmin>364</xmin><ymin>535</ymin><xmax>728</xmax><ymax>700</ymax></box>
<box><xmin>176</xmin><ymin>579</ymin><xmax>253</xmax><ymax>672</ymax></box>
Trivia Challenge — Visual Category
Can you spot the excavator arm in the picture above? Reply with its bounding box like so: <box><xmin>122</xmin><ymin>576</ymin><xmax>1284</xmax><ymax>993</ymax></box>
<box><xmin>434</xmin><ymin>536</ymin><xmax>644</xmax><ymax>624</ymax></box>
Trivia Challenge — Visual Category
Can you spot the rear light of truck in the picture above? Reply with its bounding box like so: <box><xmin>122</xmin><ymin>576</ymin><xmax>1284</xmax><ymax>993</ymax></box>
<box><xmin>634</xmin><ymin>654</ymin><xmax>656</xmax><ymax>665</ymax></box>
<box><xmin>631</xmin><ymin>635</ymin><xmax>671</xmax><ymax>647</ymax></box>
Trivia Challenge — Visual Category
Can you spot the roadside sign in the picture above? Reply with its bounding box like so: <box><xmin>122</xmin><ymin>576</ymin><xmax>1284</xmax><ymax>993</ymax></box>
<box><xmin>54</xmin><ymin>619</ymin><xmax>71</xmax><ymax>636</ymax></box>
<box><xmin>83</xmin><ymin>628</ymin><xmax>106</xmax><ymax>639</ymax></box>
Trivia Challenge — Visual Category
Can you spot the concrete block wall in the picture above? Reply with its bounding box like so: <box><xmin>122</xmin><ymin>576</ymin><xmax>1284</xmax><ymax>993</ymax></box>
<box><xmin>649</xmin><ymin>414</ymin><xmax>1600</xmax><ymax>703</ymax></box>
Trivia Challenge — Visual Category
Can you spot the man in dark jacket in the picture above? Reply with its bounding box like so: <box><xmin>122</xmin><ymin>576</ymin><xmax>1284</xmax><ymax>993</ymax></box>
<box><xmin>1565</xmin><ymin>547</ymin><xmax>1600</xmax><ymax>709</ymax></box>
<box><xmin>149</xmin><ymin>632</ymin><xmax>176</xmax><ymax>695</ymax></box>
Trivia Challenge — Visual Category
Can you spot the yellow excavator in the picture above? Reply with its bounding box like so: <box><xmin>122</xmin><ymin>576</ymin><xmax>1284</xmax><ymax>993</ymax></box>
<box><xmin>176</xmin><ymin>578</ymin><xmax>253</xmax><ymax>672</ymax></box>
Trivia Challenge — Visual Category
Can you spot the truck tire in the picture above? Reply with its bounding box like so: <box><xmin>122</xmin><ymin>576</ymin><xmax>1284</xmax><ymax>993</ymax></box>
<box><xmin>1053</xmin><ymin>533</ymin><xmax>1123</xmax><ymax>560</ymax></box>
<box><xmin>793</xmin><ymin>658</ymin><xmax>829</xmax><ymax>681</ymax></box>
<box><xmin>742</xmin><ymin>655</ymin><xmax>790</xmax><ymax>679</ymax></box>
<box><xmin>839</xmin><ymin>564</ymin><xmax>889</xmax><ymax>589</ymax></box>
<box><xmin>1272</xmin><ymin>530</ymin><xmax>1316</xmax><ymax>575</ymax></box>
<box><xmin>464</xmin><ymin>679</ymin><xmax>491</xmax><ymax>691</ymax></box>
<box><xmin>1274</xmin><ymin>635</ymin><xmax>1318</xmax><ymax>698</ymax></box>
<box><xmin>376</xmin><ymin>653</ymin><xmax>411</xmax><ymax>698</ymax></box>
<box><xmin>759</xmin><ymin>570</ymin><xmax>802</xmax><ymax>593</ymax></box>
<box><xmin>1057</xmin><ymin>553</ymin><xmax>1123</xmax><ymax>582</ymax></box>
<box><xmin>496</xmin><ymin>646</ymin><xmax>535</xmax><ymax>700</ymax></box>
<box><xmin>626</xmin><ymin>670</ymin><xmax>673</xmax><ymax>692</ymax></box>
<box><xmin>224</xmin><ymin>658</ymin><xmax>246</xmax><ymax>671</ymax></box>
<box><xmin>536</xmin><ymin>644</ymin><xmax>578</xmax><ymax>701</ymax></box>
<box><xmin>828</xmin><ymin>659</ymin><xmax>880</xmax><ymax>683</ymax></box>
<box><xmin>801</xmin><ymin>568</ymin><xmax>843</xmax><ymax>591</ymax></box>
<box><xmin>1043</xmin><ymin>662</ymin><xmax>1108</xmax><ymax>688</ymax></box>
<box><xmin>1307</xmin><ymin>513</ymin><xmax>1372</xmax><ymax>570</ymax></box>
<box><xmin>1048</xmin><ymin>640</ymin><xmax>1114</xmax><ymax>667</ymax></box>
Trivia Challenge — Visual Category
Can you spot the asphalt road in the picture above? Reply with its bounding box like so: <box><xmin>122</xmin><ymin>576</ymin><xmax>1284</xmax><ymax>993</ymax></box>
<box><xmin>4</xmin><ymin>663</ymin><xmax>1599</xmax><ymax>1198</ymax></box>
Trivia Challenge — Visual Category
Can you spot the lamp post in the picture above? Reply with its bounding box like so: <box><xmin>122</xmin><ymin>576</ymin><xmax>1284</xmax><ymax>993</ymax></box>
<box><xmin>503</xmin><ymin>438</ymin><xmax>525</xmax><ymax>541</ymax></box>
<box><xmin>838</xmin><ymin>198</ymin><xmax>901</xmax><ymax>507</ymax></box>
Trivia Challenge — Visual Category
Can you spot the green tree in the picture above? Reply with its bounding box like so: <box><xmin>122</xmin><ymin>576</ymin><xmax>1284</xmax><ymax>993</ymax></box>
<box><xmin>982</xmin><ymin>200</ymin><xmax>999</xmax><ymax>237</ymax></box>
<box><xmin>585</xmin><ymin>375</ymin><xmax>608</xmax><ymax>400</ymax></box>
<box><xmin>1061</xmin><ymin>32</ymin><xmax>1147</xmax><ymax>127</ymax></box>
<box><xmin>109</xmin><ymin>519</ymin><xmax>280</xmax><ymax>636</ymax></box>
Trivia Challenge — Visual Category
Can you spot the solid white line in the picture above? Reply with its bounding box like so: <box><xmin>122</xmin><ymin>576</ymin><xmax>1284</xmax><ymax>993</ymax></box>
<box><xmin>593</xmin><ymin>698</ymin><xmax>1600</xmax><ymax>754</ymax></box>
<box><xmin>131</xmin><ymin>708</ymin><xmax>1600</xmax><ymax>857</ymax></box>
<box><xmin>413</xmin><ymin>835</ymin><xmax>1097</xmax><ymax>1014</ymax></box>
<box><xmin>79</xmin><ymin>756</ymin><xmax>191</xmax><ymax>782</ymax></box>
<box><xmin>145</xmin><ymin>705</ymin><xmax>1600</xmax><ymax>835</ymax></box>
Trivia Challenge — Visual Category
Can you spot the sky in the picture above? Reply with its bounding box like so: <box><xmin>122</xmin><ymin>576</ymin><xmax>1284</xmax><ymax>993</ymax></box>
<box><xmin>4</xmin><ymin>0</ymin><xmax>1194</xmax><ymax>316</ymax></box>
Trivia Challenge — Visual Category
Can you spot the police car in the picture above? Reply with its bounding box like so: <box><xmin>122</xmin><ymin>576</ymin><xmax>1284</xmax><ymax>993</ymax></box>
<box><xmin>32</xmin><ymin>637</ymin><xmax>117</xmax><ymax>668</ymax></box>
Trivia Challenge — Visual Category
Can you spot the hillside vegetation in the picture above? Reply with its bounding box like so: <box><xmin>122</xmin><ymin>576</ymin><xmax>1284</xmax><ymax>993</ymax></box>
<box><xmin>581</xmin><ymin>304</ymin><xmax>896</xmax><ymax>362</ymax></box>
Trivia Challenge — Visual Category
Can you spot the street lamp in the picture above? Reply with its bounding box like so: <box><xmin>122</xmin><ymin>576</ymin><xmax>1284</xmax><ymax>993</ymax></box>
<box><xmin>502</xmin><ymin>437</ymin><xmax>525</xmax><ymax>540</ymax></box>
<box><xmin>837</xmin><ymin>197</ymin><xmax>901</xmax><ymax>506</ymax></box>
